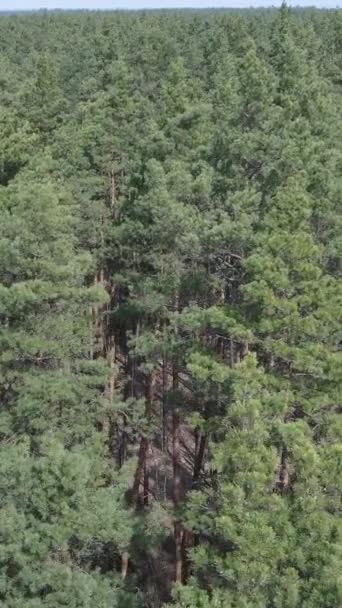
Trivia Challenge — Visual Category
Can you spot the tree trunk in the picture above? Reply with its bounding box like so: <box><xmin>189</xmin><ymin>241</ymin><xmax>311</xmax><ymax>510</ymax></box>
<box><xmin>111</xmin><ymin>169</ymin><xmax>116</xmax><ymax>208</ymax></box>
<box><xmin>193</xmin><ymin>433</ymin><xmax>207</xmax><ymax>486</ymax></box>
<box><xmin>89</xmin><ymin>306</ymin><xmax>94</xmax><ymax>360</ymax></box>
<box><xmin>229</xmin><ymin>339</ymin><xmax>235</xmax><ymax>368</ymax></box>
<box><xmin>162</xmin><ymin>355</ymin><xmax>168</xmax><ymax>453</ymax></box>
<box><xmin>240</xmin><ymin>340</ymin><xmax>249</xmax><ymax>360</ymax></box>
<box><xmin>143</xmin><ymin>457</ymin><xmax>149</xmax><ymax>507</ymax></box>
<box><xmin>181</xmin><ymin>529</ymin><xmax>193</xmax><ymax>584</ymax></box>
<box><xmin>93</xmin><ymin>270</ymin><xmax>105</xmax><ymax>357</ymax></box>
<box><xmin>118</xmin><ymin>414</ymin><xmax>127</xmax><ymax>469</ymax></box>
<box><xmin>174</xmin><ymin>520</ymin><xmax>183</xmax><ymax>585</ymax></box>
<box><xmin>131</xmin><ymin>372</ymin><xmax>154</xmax><ymax>507</ymax></box>
<box><xmin>121</xmin><ymin>551</ymin><xmax>129</xmax><ymax>579</ymax></box>
<box><xmin>172</xmin><ymin>363</ymin><xmax>183</xmax><ymax>583</ymax></box>
<box><xmin>131</xmin><ymin>436</ymin><xmax>149</xmax><ymax>505</ymax></box>
<box><xmin>181</xmin><ymin>432</ymin><xmax>207</xmax><ymax>585</ymax></box>
<box><xmin>106</xmin><ymin>333</ymin><xmax>116</xmax><ymax>400</ymax></box>
<box><xmin>143</xmin><ymin>372</ymin><xmax>154</xmax><ymax>506</ymax></box>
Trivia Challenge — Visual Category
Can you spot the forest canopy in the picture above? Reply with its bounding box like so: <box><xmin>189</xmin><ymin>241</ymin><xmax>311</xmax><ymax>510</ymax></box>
<box><xmin>0</xmin><ymin>4</ymin><xmax>341</xmax><ymax>608</ymax></box>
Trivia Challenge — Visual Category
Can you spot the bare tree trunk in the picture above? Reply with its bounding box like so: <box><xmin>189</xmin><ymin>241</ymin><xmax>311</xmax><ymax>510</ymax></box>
<box><xmin>121</xmin><ymin>551</ymin><xmax>129</xmax><ymax>579</ymax></box>
<box><xmin>229</xmin><ymin>339</ymin><xmax>235</xmax><ymax>368</ymax></box>
<box><xmin>181</xmin><ymin>431</ymin><xmax>207</xmax><ymax>585</ymax></box>
<box><xmin>193</xmin><ymin>434</ymin><xmax>207</xmax><ymax>486</ymax></box>
<box><xmin>174</xmin><ymin>520</ymin><xmax>183</xmax><ymax>585</ymax></box>
<box><xmin>143</xmin><ymin>372</ymin><xmax>154</xmax><ymax>506</ymax></box>
<box><xmin>118</xmin><ymin>413</ymin><xmax>127</xmax><ymax>469</ymax></box>
<box><xmin>162</xmin><ymin>355</ymin><xmax>168</xmax><ymax>452</ymax></box>
<box><xmin>218</xmin><ymin>337</ymin><xmax>225</xmax><ymax>360</ymax></box>
<box><xmin>240</xmin><ymin>340</ymin><xmax>249</xmax><ymax>360</ymax></box>
<box><xmin>144</xmin><ymin>458</ymin><xmax>149</xmax><ymax>507</ymax></box>
<box><xmin>131</xmin><ymin>372</ymin><xmax>154</xmax><ymax>506</ymax></box>
<box><xmin>111</xmin><ymin>169</ymin><xmax>116</xmax><ymax>208</ymax></box>
<box><xmin>131</xmin><ymin>320</ymin><xmax>140</xmax><ymax>399</ymax></box>
<box><xmin>106</xmin><ymin>333</ymin><xmax>116</xmax><ymax>399</ymax></box>
<box><xmin>93</xmin><ymin>270</ymin><xmax>105</xmax><ymax>357</ymax></box>
<box><xmin>125</xmin><ymin>370</ymin><xmax>154</xmax><ymax>575</ymax></box>
<box><xmin>162</xmin><ymin>354</ymin><xmax>168</xmax><ymax>499</ymax></box>
<box><xmin>194</xmin><ymin>427</ymin><xmax>200</xmax><ymax>457</ymax></box>
<box><xmin>170</xmin><ymin>291</ymin><xmax>183</xmax><ymax>583</ymax></box>
<box><xmin>89</xmin><ymin>307</ymin><xmax>94</xmax><ymax>360</ymax></box>
<box><xmin>109</xmin><ymin>168</ymin><xmax>129</xmax><ymax>580</ymax></box>
<box><xmin>131</xmin><ymin>436</ymin><xmax>149</xmax><ymax>505</ymax></box>
<box><xmin>172</xmin><ymin>364</ymin><xmax>183</xmax><ymax>584</ymax></box>
<box><xmin>181</xmin><ymin>529</ymin><xmax>194</xmax><ymax>584</ymax></box>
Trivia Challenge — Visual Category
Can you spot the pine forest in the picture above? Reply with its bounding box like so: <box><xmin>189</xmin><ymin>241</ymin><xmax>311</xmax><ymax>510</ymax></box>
<box><xmin>0</xmin><ymin>3</ymin><xmax>341</xmax><ymax>607</ymax></box>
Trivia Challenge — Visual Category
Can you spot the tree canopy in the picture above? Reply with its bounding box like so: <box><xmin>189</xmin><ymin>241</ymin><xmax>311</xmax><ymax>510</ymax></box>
<box><xmin>0</xmin><ymin>4</ymin><xmax>341</xmax><ymax>608</ymax></box>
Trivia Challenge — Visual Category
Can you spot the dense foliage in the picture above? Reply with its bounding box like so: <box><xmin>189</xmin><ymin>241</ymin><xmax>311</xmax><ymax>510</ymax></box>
<box><xmin>0</xmin><ymin>4</ymin><xmax>341</xmax><ymax>607</ymax></box>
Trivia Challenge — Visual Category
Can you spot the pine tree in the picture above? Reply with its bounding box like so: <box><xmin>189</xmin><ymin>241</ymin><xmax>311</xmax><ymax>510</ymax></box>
<box><xmin>0</xmin><ymin>7</ymin><xmax>341</xmax><ymax>608</ymax></box>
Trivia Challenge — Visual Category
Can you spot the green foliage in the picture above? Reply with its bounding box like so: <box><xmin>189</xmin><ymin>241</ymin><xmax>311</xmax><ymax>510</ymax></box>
<box><xmin>0</xmin><ymin>439</ymin><xmax>137</xmax><ymax>607</ymax></box>
<box><xmin>0</xmin><ymin>5</ymin><xmax>341</xmax><ymax>608</ymax></box>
